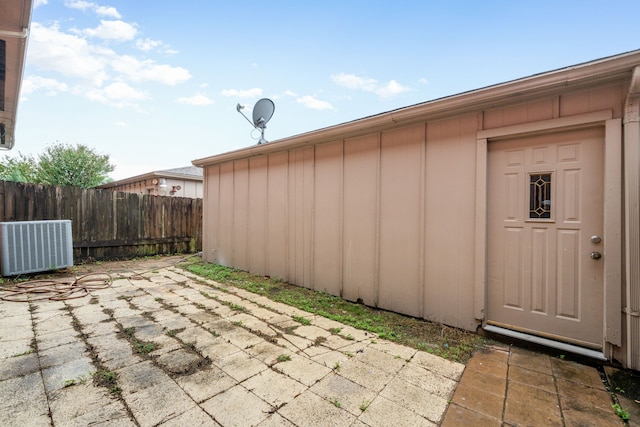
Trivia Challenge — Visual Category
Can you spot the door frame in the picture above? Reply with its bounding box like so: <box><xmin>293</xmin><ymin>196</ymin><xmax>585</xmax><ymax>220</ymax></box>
<box><xmin>474</xmin><ymin>110</ymin><xmax>622</xmax><ymax>354</ymax></box>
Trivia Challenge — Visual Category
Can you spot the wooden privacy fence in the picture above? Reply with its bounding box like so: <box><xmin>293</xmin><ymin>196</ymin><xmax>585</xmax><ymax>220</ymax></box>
<box><xmin>0</xmin><ymin>181</ymin><xmax>202</xmax><ymax>261</ymax></box>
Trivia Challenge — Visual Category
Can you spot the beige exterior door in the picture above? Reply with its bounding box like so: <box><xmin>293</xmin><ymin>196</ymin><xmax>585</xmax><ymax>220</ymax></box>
<box><xmin>487</xmin><ymin>127</ymin><xmax>604</xmax><ymax>348</ymax></box>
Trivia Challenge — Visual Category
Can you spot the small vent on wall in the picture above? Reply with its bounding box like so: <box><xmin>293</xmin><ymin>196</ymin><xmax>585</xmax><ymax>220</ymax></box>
<box><xmin>0</xmin><ymin>220</ymin><xmax>74</xmax><ymax>276</ymax></box>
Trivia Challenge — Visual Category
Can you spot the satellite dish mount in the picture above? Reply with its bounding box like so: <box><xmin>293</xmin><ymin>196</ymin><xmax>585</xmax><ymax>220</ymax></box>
<box><xmin>236</xmin><ymin>98</ymin><xmax>275</xmax><ymax>144</ymax></box>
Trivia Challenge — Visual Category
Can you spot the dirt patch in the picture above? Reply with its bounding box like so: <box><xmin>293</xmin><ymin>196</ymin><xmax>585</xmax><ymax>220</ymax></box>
<box><xmin>609</xmin><ymin>368</ymin><xmax>640</xmax><ymax>402</ymax></box>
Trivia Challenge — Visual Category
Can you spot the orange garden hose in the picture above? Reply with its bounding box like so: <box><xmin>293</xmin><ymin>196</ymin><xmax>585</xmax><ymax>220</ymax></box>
<box><xmin>0</xmin><ymin>273</ymin><xmax>113</xmax><ymax>302</ymax></box>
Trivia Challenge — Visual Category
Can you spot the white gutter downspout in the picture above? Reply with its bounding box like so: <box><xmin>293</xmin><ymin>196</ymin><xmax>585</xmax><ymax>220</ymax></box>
<box><xmin>624</xmin><ymin>65</ymin><xmax>640</xmax><ymax>370</ymax></box>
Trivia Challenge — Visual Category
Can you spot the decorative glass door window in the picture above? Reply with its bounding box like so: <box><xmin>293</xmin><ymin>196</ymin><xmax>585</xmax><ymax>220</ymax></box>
<box><xmin>529</xmin><ymin>173</ymin><xmax>551</xmax><ymax>219</ymax></box>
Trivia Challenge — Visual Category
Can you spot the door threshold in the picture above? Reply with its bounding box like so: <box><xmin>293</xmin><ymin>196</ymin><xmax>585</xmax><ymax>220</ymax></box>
<box><xmin>483</xmin><ymin>324</ymin><xmax>607</xmax><ymax>361</ymax></box>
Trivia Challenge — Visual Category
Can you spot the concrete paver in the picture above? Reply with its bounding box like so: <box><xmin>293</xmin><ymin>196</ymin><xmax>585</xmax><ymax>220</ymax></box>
<box><xmin>0</xmin><ymin>256</ymin><xmax>633</xmax><ymax>426</ymax></box>
<box><xmin>441</xmin><ymin>345</ymin><xmax>631</xmax><ymax>426</ymax></box>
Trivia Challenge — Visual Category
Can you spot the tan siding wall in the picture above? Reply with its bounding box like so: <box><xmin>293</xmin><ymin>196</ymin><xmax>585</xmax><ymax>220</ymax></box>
<box><xmin>314</xmin><ymin>141</ymin><xmax>343</xmax><ymax>296</ymax></box>
<box><xmin>266</xmin><ymin>152</ymin><xmax>288</xmax><ymax>280</ymax></box>
<box><xmin>233</xmin><ymin>159</ymin><xmax>249</xmax><ymax>271</ymax></box>
<box><xmin>200</xmin><ymin>84</ymin><xmax>627</xmax><ymax>333</ymax></box>
<box><xmin>218</xmin><ymin>163</ymin><xmax>234</xmax><ymax>266</ymax></box>
<box><xmin>378</xmin><ymin>124</ymin><xmax>425</xmax><ymax>318</ymax></box>
<box><xmin>202</xmin><ymin>166</ymin><xmax>219</xmax><ymax>262</ymax></box>
<box><xmin>484</xmin><ymin>98</ymin><xmax>556</xmax><ymax>129</ymax></box>
<box><xmin>248</xmin><ymin>156</ymin><xmax>268</xmax><ymax>275</ymax></box>
<box><xmin>342</xmin><ymin>134</ymin><xmax>379</xmax><ymax>306</ymax></box>
<box><xmin>106</xmin><ymin>177</ymin><xmax>203</xmax><ymax>198</ymax></box>
<box><xmin>424</xmin><ymin>115</ymin><xmax>478</xmax><ymax>330</ymax></box>
<box><xmin>560</xmin><ymin>83</ymin><xmax>625</xmax><ymax>118</ymax></box>
<box><xmin>288</xmin><ymin>148</ymin><xmax>314</xmax><ymax>288</ymax></box>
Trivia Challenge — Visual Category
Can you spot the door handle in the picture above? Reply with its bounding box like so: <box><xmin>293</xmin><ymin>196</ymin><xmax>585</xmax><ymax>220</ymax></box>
<box><xmin>590</xmin><ymin>251</ymin><xmax>602</xmax><ymax>260</ymax></box>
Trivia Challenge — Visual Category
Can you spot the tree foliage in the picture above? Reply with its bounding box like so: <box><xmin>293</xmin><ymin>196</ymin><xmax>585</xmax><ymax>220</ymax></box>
<box><xmin>0</xmin><ymin>153</ymin><xmax>38</xmax><ymax>183</ymax></box>
<box><xmin>0</xmin><ymin>143</ymin><xmax>114</xmax><ymax>188</ymax></box>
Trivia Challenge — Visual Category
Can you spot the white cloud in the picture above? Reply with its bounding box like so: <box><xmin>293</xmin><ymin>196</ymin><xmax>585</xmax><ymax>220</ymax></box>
<box><xmin>85</xmin><ymin>81</ymin><xmax>147</xmax><ymax>107</ymax></box>
<box><xmin>272</xmin><ymin>90</ymin><xmax>297</xmax><ymax>100</ymax></box>
<box><xmin>332</xmin><ymin>72</ymin><xmax>410</xmax><ymax>98</ymax></box>
<box><xmin>95</xmin><ymin>6</ymin><xmax>121</xmax><ymax>18</ymax></box>
<box><xmin>177</xmin><ymin>93</ymin><xmax>214</xmax><ymax>106</ymax></box>
<box><xmin>65</xmin><ymin>1</ymin><xmax>122</xmax><ymax>18</ymax></box>
<box><xmin>376</xmin><ymin>80</ymin><xmax>410</xmax><ymax>97</ymax></box>
<box><xmin>27</xmin><ymin>21</ymin><xmax>192</xmax><ymax>108</ymax></box>
<box><xmin>34</xmin><ymin>0</ymin><xmax>48</xmax><ymax>7</ymax></box>
<box><xmin>29</xmin><ymin>22</ymin><xmax>110</xmax><ymax>86</ymax></box>
<box><xmin>135</xmin><ymin>38</ymin><xmax>178</xmax><ymax>55</ymax></box>
<box><xmin>22</xmin><ymin>75</ymin><xmax>69</xmax><ymax>96</ymax></box>
<box><xmin>114</xmin><ymin>121</ymin><xmax>128</xmax><ymax>127</ymax></box>
<box><xmin>65</xmin><ymin>0</ymin><xmax>93</xmax><ymax>11</ymax></box>
<box><xmin>418</xmin><ymin>77</ymin><xmax>429</xmax><ymax>85</ymax></box>
<box><xmin>331</xmin><ymin>73</ymin><xmax>377</xmax><ymax>91</ymax></box>
<box><xmin>83</xmin><ymin>20</ymin><xmax>137</xmax><ymax>41</ymax></box>
<box><xmin>297</xmin><ymin>95</ymin><xmax>334</xmax><ymax>111</ymax></box>
<box><xmin>111</xmin><ymin>55</ymin><xmax>191</xmax><ymax>85</ymax></box>
<box><xmin>220</xmin><ymin>88</ymin><xmax>263</xmax><ymax>98</ymax></box>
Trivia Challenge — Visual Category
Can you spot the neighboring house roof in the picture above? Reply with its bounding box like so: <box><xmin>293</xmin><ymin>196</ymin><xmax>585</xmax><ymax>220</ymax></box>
<box><xmin>0</xmin><ymin>0</ymin><xmax>33</xmax><ymax>150</ymax></box>
<box><xmin>193</xmin><ymin>49</ymin><xmax>640</xmax><ymax>167</ymax></box>
<box><xmin>98</xmin><ymin>166</ymin><xmax>203</xmax><ymax>189</ymax></box>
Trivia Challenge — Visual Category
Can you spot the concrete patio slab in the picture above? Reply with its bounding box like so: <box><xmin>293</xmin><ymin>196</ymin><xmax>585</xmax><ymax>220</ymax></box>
<box><xmin>0</xmin><ymin>256</ymin><xmax>630</xmax><ymax>426</ymax></box>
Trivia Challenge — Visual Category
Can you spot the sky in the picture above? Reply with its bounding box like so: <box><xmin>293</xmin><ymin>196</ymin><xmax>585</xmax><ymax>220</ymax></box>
<box><xmin>8</xmin><ymin>0</ymin><xmax>640</xmax><ymax>180</ymax></box>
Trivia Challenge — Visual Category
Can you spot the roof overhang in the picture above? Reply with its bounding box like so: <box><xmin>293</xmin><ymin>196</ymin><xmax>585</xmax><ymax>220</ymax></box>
<box><xmin>0</xmin><ymin>0</ymin><xmax>33</xmax><ymax>150</ymax></box>
<box><xmin>193</xmin><ymin>49</ymin><xmax>640</xmax><ymax>168</ymax></box>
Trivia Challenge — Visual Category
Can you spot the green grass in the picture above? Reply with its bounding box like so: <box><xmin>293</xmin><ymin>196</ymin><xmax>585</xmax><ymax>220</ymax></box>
<box><xmin>179</xmin><ymin>260</ymin><xmax>486</xmax><ymax>363</ymax></box>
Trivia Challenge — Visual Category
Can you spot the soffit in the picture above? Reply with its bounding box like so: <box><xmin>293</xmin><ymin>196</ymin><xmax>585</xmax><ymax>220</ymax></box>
<box><xmin>0</xmin><ymin>0</ymin><xmax>33</xmax><ymax>150</ymax></box>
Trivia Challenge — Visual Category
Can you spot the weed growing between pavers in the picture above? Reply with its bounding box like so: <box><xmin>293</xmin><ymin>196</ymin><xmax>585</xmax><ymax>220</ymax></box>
<box><xmin>166</xmin><ymin>328</ymin><xmax>185</xmax><ymax>337</ymax></box>
<box><xmin>63</xmin><ymin>374</ymin><xmax>88</xmax><ymax>388</ymax></box>
<box><xmin>612</xmin><ymin>403</ymin><xmax>630</xmax><ymax>421</ymax></box>
<box><xmin>179</xmin><ymin>260</ymin><xmax>486</xmax><ymax>363</ymax></box>
<box><xmin>293</xmin><ymin>316</ymin><xmax>311</xmax><ymax>326</ymax></box>
<box><xmin>92</xmin><ymin>369</ymin><xmax>121</xmax><ymax>395</ymax></box>
<box><xmin>117</xmin><ymin>326</ymin><xmax>156</xmax><ymax>356</ymax></box>
<box><xmin>277</xmin><ymin>354</ymin><xmax>291</xmax><ymax>363</ymax></box>
<box><xmin>62</xmin><ymin>303</ymin><xmax>135</xmax><ymax>422</ymax></box>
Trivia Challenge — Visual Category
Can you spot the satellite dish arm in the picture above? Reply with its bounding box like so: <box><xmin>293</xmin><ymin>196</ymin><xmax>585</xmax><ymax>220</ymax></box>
<box><xmin>236</xmin><ymin>104</ymin><xmax>256</xmax><ymax>128</ymax></box>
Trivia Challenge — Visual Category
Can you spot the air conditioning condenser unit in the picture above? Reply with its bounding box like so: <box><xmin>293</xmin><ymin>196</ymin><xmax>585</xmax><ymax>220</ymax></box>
<box><xmin>0</xmin><ymin>220</ymin><xmax>74</xmax><ymax>276</ymax></box>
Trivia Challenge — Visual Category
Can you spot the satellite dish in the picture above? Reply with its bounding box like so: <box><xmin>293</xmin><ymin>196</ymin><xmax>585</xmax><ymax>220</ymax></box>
<box><xmin>252</xmin><ymin>98</ymin><xmax>275</xmax><ymax>129</ymax></box>
<box><xmin>236</xmin><ymin>98</ymin><xmax>275</xmax><ymax>145</ymax></box>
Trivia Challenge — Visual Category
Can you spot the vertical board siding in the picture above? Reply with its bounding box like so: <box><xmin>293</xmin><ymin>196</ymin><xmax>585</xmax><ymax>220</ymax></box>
<box><xmin>203</xmin><ymin>165</ymin><xmax>220</xmax><ymax>262</ymax></box>
<box><xmin>0</xmin><ymin>181</ymin><xmax>202</xmax><ymax>261</ymax></box>
<box><xmin>267</xmin><ymin>152</ymin><xmax>289</xmax><ymax>281</ymax></box>
<box><xmin>424</xmin><ymin>115</ymin><xmax>478</xmax><ymax>330</ymax></box>
<box><xmin>248</xmin><ymin>157</ymin><xmax>268</xmax><ymax>275</ymax></box>
<box><xmin>218</xmin><ymin>163</ymin><xmax>234</xmax><ymax>266</ymax></box>
<box><xmin>378</xmin><ymin>124</ymin><xmax>425</xmax><ymax>318</ymax></box>
<box><xmin>342</xmin><ymin>134</ymin><xmax>379</xmax><ymax>306</ymax></box>
<box><xmin>233</xmin><ymin>159</ymin><xmax>249</xmax><ymax>271</ymax></box>
<box><xmin>313</xmin><ymin>141</ymin><xmax>343</xmax><ymax>296</ymax></box>
<box><xmin>203</xmin><ymin>122</ymin><xmax>478</xmax><ymax>329</ymax></box>
<box><xmin>288</xmin><ymin>147</ymin><xmax>314</xmax><ymax>288</ymax></box>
